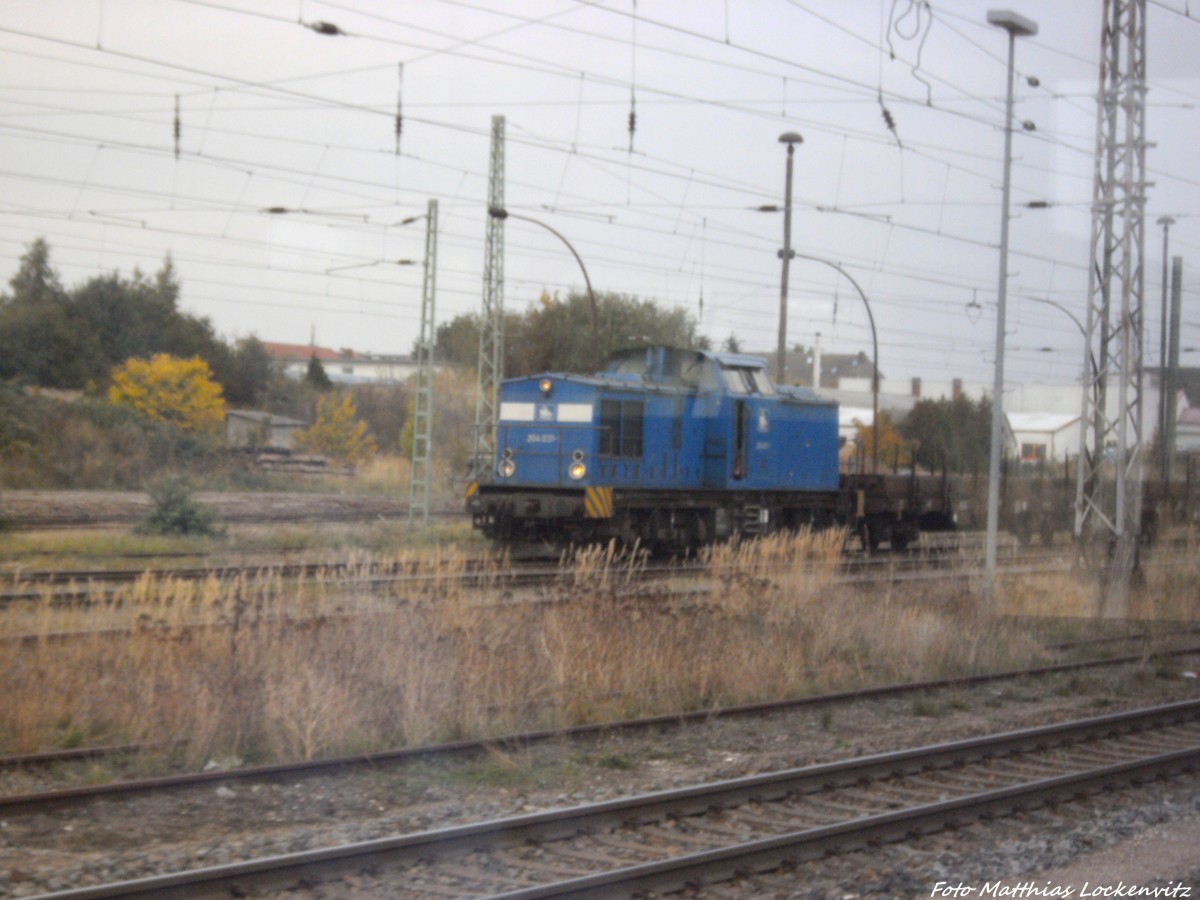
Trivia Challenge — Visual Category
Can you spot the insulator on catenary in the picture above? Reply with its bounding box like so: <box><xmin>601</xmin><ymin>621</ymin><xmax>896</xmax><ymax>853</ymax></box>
<box><xmin>880</xmin><ymin>102</ymin><xmax>902</xmax><ymax>148</ymax></box>
<box><xmin>307</xmin><ymin>21</ymin><xmax>343</xmax><ymax>36</ymax></box>
<box><xmin>173</xmin><ymin>95</ymin><xmax>181</xmax><ymax>159</ymax></box>
<box><xmin>395</xmin><ymin>63</ymin><xmax>404</xmax><ymax>155</ymax></box>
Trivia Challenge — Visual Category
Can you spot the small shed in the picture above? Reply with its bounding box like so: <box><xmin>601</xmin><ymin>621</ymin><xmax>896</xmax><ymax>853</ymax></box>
<box><xmin>226</xmin><ymin>410</ymin><xmax>306</xmax><ymax>450</ymax></box>
<box><xmin>1006</xmin><ymin>412</ymin><xmax>1080</xmax><ymax>463</ymax></box>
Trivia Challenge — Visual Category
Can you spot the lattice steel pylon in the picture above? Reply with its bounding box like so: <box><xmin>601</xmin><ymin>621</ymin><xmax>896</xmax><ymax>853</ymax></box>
<box><xmin>408</xmin><ymin>198</ymin><xmax>438</xmax><ymax>526</ymax></box>
<box><xmin>472</xmin><ymin>115</ymin><xmax>505</xmax><ymax>481</ymax></box>
<box><xmin>1074</xmin><ymin>0</ymin><xmax>1149</xmax><ymax>615</ymax></box>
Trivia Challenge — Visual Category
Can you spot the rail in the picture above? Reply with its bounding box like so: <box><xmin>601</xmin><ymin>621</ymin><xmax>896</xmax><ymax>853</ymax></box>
<box><xmin>27</xmin><ymin>700</ymin><xmax>1200</xmax><ymax>898</ymax></box>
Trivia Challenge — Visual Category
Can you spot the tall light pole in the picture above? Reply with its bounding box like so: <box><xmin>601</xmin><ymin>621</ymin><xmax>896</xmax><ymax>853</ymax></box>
<box><xmin>776</xmin><ymin>132</ymin><xmax>803</xmax><ymax>385</ymax></box>
<box><xmin>792</xmin><ymin>254</ymin><xmax>880</xmax><ymax>473</ymax></box>
<box><xmin>488</xmin><ymin>206</ymin><xmax>601</xmax><ymax>368</ymax></box>
<box><xmin>757</xmin><ymin>201</ymin><xmax>880</xmax><ymax>470</ymax></box>
<box><xmin>985</xmin><ymin>9</ymin><xmax>1037</xmax><ymax>601</ymax></box>
<box><xmin>1157</xmin><ymin>215</ymin><xmax>1176</xmax><ymax>482</ymax></box>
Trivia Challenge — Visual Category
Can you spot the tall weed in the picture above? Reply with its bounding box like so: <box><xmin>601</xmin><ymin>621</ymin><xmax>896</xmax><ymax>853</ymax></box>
<box><xmin>2</xmin><ymin>531</ymin><xmax>1194</xmax><ymax>762</ymax></box>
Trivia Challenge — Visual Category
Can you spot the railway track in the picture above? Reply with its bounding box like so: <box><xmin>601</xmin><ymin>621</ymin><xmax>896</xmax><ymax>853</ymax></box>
<box><xmin>3</xmin><ymin>537</ymin><xmax>1185</xmax><ymax>607</ymax></box>
<box><xmin>4</xmin><ymin>646</ymin><xmax>1197</xmax><ymax>813</ymax></box>
<box><xmin>0</xmin><ymin>557</ymin><xmax>550</xmax><ymax>606</ymax></box>
<box><xmin>28</xmin><ymin>700</ymin><xmax>1200</xmax><ymax>899</ymax></box>
<box><xmin>2</xmin><ymin>507</ymin><xmax>467</xmax><ymax>531</ymax></box>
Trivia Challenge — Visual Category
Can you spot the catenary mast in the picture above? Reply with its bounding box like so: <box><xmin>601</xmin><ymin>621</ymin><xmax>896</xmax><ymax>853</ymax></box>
<box><xmin>472</xmin><ymin>116</ymin><xmax>506</xmax><ymax>480</ymax></box>
<box><xmin>1074</xmin><ymin>0</ymin><xmax>1149</xmax><ymax>615</ymax></box>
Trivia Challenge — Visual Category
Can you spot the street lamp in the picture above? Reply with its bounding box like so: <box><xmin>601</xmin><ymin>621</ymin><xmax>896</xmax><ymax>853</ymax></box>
<box><xmin>776</xmin><ymin>132</ymin><xmax>803</xmax><ymax>384</ymax></box>
<box><xmin>792</xmin><ymin>254</ymin><xmax>880</xmax><ymax>474</ymax></box>
<box><xmin>1157</xmin><ymin>215</ymin><xmax>1176</xmax><ymax>482</ymax></box>
<box><xmin>984</xmin><ymin>8</ymin><xmax>1037</xmax><ymax>602</ymax></box>
<box><xmin>1028</xmin><ymin>296</ymin><xmax>1086</xmax><ymax>337</ymax></box>
<box><xmin>487</xmin><ymin>206</ymin><xmax>600</xmax><ymax>367</ymax></box>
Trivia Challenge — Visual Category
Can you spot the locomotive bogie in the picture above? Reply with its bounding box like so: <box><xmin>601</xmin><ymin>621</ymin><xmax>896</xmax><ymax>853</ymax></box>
<box><xmin>470</xmin><ymin>485</ymin><xmax>846</xmax><ymax>554</ymax></box>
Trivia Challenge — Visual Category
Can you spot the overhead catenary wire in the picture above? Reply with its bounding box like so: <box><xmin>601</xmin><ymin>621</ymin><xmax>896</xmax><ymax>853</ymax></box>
<box><xmin>1</xmin><ymin>2</ymin><xmax>1197</xmax><ymax>386</ymax></box>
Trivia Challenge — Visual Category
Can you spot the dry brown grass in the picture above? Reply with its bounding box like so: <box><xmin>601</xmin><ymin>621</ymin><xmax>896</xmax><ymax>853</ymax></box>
<box><xmin>995</xmin><ymin>526</ymin><xmax>1200</xmax><ymax>624</ymax></box>
<box><xmin>2</xmin><ymin>529</ymin><xmax>1196</xmax><ymax>764</ymax></box>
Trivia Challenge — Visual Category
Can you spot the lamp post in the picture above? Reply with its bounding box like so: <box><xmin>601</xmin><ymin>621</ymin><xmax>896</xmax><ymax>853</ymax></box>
<box><xmin>1157</xmin><ymin>215</ymin><xmax>1176</xmax><ymax>482</ymax></box>
<box><xmin>1029</xmin><ymin>296</ymin><xmax>1086</xmax><ymax>338</ymax></box>
<box><xmin>984</xmin><ymin>9</ymin><xmax>1037</xmax><ymax>602</ymax></box>
<box><xmin>756</xmin><ymin>198</ymin><xmax>879</xmax><ymax>471</ymax></box>
<box><xmin>776</xmin><ymin>132</ymin><xmax>803</xmax><ymax>384</ymax></box>
<box><xmin>791</xmin><ymin>254</ymin><xmax>879</xmax><ymax>474</ymax></box>
<box><xmin>487</xmin><ymin>206</ymin><xmax>600</xmax><ymax>367</ymax></box>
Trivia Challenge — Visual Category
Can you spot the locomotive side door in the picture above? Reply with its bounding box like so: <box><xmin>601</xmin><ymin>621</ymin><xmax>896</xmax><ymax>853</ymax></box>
<box><xmin>733</xmin><ymin>399</ymin><xmax>747</xmax><ymax>481</ymax></box>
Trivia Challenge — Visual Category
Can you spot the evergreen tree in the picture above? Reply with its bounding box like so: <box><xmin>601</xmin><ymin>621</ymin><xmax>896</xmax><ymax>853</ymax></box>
<box><xmin>221</xmin><ymin>336</ymin><xmax>274</xmax><ymax>407</ymax></box>
<box><xmin>4</xmin><ymin>237</ymin><xmax>63</xmax><ymax>308</ymax></box>
<box><xmin>0</xmin><ymin>239</ymin><xmax>101</xmax><ymax>387</ymax></box>
<box><xmin>305</xmin><ymin>354</ymin><xmax>333</xmax><ymax>390</ymax></box>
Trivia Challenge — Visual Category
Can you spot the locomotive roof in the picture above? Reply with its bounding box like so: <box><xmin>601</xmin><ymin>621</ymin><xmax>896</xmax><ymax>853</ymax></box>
<box><xmin>602</xmin><ymin>345</ymin><xmax>767</xmax><ymax>369</ymax></box>
<box><xmin>708</xmin><ymin>350</ymin><xmax>769</xmax><ymax>369</ymax></box>
<box><xmin>505</xmin><ymin>346</ymin><xmax>834</xmax><ymax>405</ymax></box>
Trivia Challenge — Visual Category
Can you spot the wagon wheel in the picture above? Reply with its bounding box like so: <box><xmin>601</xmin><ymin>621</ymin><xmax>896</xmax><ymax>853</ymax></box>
<box><xmin>859</xmin><ymin>522</ymin><xmax>881</xmax><ymax>554</ymax></box>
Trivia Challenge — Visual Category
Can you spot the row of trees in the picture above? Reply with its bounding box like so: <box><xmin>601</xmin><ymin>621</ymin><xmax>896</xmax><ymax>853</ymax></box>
<box><xmin>854</xmin><ymin>395</ymin><xmax>993</xmax><ymax>475</ymax></box>
<box><xmin>3</xmin><ymin>237</ymin><xmax>996</xmax><ymax>478</ymax></box>
<box><xmin>433</xmin><ymin>289</ymin><xmax>709</xmax><ymax>376</ymax></box>
<box><xmin>0</xmin><ymin>239</ymin><xmax>273</xmax><ymax>407</ymax></box>
<box><xmin>0</xmin><ymin>239</ymin><xmax>380</xmax><ymax>473</ymax></box>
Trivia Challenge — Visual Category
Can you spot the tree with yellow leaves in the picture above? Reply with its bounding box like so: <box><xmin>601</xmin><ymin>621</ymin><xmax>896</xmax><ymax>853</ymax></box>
<box><xmin>855</xmin><ymin>409</ymin><xmax>915</xmax><ymax>474</ymax></box>
<box><xmin>294</xmin><ymin>393</ymin><xmax>377</xmax><ymax>467</ymax></box>
<box><xmin>109</xmin><ymin>354</ymin><xmax>225</xmax><ymax>435</ymax></box>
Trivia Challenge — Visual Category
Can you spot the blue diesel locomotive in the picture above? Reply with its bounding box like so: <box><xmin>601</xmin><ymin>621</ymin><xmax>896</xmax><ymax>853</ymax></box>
<box><xmin>465</xmin><ymin>346</ymin><xmax>916</xmax><ymax>553</ymax></box>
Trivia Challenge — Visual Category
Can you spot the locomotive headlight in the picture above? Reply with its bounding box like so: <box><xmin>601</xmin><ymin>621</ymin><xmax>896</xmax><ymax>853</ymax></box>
<box><xmin>498</xmin><ymin>448</ymin><xmax>515</xmax><ymax>478</ymax></box>
<box><xmin>539</xmin><ymin>378</ymin><xmax>553</xmax><ymax>395</ymax></box>
<box><xmin>568</xmin><ymin>449</ymin><xmax>586</xmax><ymax>480</ymax></box>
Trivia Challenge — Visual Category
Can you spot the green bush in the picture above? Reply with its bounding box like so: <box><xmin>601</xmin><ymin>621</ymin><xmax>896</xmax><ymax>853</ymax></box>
<box><xmin>0</xmin><ymin>387</ymin><xmax>225</xmax><ymax>489</ymax></box>
<box><xmin>137</xmin><ymin>476</ymin><xmax>223</xmax><ymax>536</ymax></box>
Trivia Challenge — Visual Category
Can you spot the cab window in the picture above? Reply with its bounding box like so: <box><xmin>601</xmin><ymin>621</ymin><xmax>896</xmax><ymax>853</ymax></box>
<box><xmin>721</xmin><ymin>368</ymin><xmax>750</xmax><ymax>394</ymax></box>
<box><xmin>720</xmin><ymin>366</ymin><xmax>774</xmax><ymax>396</ymax></box>
<box><xmin>680</xmin><ymin>357</ymin><xmax>721</xmax><ymax>391</ymax></box>
<box><xmin>599</xmin><ymin>399</ymin><xmax>644</xmax><ymax>457</ymax></box>
<box><xmin>749</xmin><ymin>369</ymin><xmax>775</xmax><ymax>396</ymax></box>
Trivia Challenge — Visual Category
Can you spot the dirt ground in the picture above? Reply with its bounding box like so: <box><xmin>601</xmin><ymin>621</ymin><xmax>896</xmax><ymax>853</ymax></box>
<box><xmin>0</xmin><ymin>489</ymin><xmax>410</xmax><ymax>528</ymax></box>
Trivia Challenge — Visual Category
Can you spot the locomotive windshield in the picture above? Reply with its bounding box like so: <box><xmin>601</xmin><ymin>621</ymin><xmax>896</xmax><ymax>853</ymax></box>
<box><xmin>721</xmin><ymin>366</ymin><xmax>775</xmax><ymax>396</ymax></box>
<box><xmin>607</xmin><ymin>347</ymin><xmax>720</xmax><ymax>390</ymax></box>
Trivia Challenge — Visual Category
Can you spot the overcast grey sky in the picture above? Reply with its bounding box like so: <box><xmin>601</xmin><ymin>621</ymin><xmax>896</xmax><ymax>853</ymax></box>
<box><xmin>1</xmin><ymin>0</ymin><xmax>1198</xmax><ymax>387</ymax></box>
